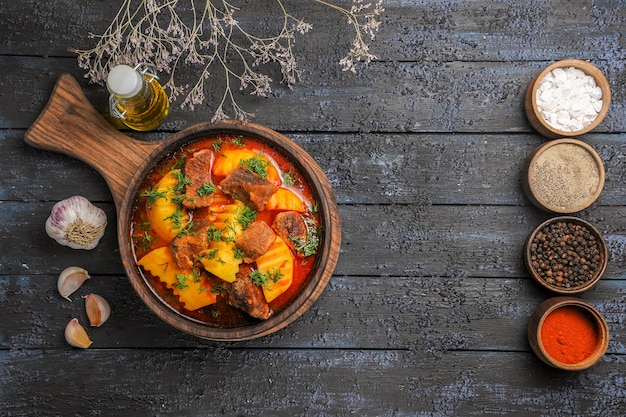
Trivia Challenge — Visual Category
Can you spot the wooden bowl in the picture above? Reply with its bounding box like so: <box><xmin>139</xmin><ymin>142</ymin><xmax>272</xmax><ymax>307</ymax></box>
<box><xmin>524</xmin><ymin>59</ymin><xmax>611</xmax><ymax>139</ymax></box>
<box><xmin>522</xmin><ymin>138</ymin><xmax>605</xmax><ymax>214</ymax></box>
<box><xmin>524</xmin><ymin>216</ymin><xmax>607</xmax><ymax>295</ymax></box>
<box><xmin>24</xmin><ymin>74</ymin><xmax>342</xmax><ymax>341</ymax></box>
<box><xmin>528</xmin><ymin>297</ymin><xmax>609</xmax><ymax>371</ymax></box>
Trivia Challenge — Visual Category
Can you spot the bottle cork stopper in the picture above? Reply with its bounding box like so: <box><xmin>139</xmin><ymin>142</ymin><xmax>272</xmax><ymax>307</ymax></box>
<box><xmin>107</xmin><ymin>65</ymin><xmax>143</xmax><ymax>98</ymax></box>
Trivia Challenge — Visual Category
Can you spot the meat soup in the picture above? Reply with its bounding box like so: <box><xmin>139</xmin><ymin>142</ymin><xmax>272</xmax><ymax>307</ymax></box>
<box><xmin>130</xmin><ymin>134</ymin><xmax>321</xmax><ymax>328</ymax></box>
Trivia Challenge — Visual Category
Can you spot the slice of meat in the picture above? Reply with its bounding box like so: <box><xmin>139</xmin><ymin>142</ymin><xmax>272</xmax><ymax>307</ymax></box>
<box><xmin>272</xmin><ymin>211</ymin><xmax>307</xmax><ymax>252</ymax></box>
<box><xmin>235</xmin><ymin>220</ymin><xmax>276</xmax><ymax>263</ymax></box>
<box><xmin>170</xmin><ymin>219</ymin><xmax>213</xmax><ymax>269</ymax></box>
<box><xmin>183</xmin><ymin>149</ymin><xmax>215</xmax><ymax>209</ymax></box>
<box><xmin>219</xmin><ymin>168</ymin><xmax>278</xmax><ymax>211</ymax></box>
<box><xmin>227</xmin><ymin>265</ymin><xmax>272</xmax><ymax>320</ymax></box>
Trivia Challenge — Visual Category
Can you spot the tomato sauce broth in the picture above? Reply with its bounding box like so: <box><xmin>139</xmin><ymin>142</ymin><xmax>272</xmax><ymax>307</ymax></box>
<box><xmin>129</xmin><ymin>134</ymin><xmax>321</xmax><ymax>328</ymax></box>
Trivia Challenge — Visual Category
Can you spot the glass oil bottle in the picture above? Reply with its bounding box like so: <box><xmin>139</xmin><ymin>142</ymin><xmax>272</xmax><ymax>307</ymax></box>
<box><xmin>107</xmin><ymin>63</ymin><xmax>169</xmax><ymax>131</ymax></box>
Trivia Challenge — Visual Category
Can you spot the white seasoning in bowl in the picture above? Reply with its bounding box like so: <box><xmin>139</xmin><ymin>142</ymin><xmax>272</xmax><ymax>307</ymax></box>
<box><xmin>535</xmin><ymin>67</ymin><xmax>603</xmax><ymax>132</ymax></box>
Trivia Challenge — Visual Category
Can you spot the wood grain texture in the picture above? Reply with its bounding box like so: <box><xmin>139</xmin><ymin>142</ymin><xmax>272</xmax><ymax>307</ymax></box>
<box><xmin>1</xmin><ymin>349</ymin><xmax>625</xmax><ymax>416</ymax></box>
<box><xmin>2</xmin><ymin>0</ymin><xmax>626</xmax><ymax>415</ymax></box>
<box><xmin>2</xmin><ymin>56</ymin><xmax>625</xmax><ymax>134</ymax></box>
<box><xmin>1</xmin><ymin>0</ymin><xmax>625</xmax><ymax>62</ymax></box>
<box><xmin>0</xmin><ymin>274</ymin><xmax>624</xmax><ymax>352</ymax></box>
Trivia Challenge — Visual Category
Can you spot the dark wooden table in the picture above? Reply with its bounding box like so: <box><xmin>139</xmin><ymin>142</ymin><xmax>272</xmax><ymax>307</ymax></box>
<box><xmin>1</xmin><ymin>1</ymin><xmax>625</xmax><ymax>415</ymax></box>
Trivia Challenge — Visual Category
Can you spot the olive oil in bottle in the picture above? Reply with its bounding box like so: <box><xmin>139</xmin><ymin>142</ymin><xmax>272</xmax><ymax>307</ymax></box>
<box><xmin>107</xmin><ymin>63</ymin><xmax>169</xmax><ymax>131</ymax></box>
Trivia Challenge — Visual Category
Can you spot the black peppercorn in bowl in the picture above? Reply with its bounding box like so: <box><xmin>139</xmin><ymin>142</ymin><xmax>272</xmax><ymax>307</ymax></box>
<box><xmin>524</xmin><ymin>216</ymin><xmax>608</xmax><ymax>294</ymax></box>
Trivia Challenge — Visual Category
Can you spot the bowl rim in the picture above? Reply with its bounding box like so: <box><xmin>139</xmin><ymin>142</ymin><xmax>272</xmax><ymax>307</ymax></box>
<box><xmin>117</xmin><ymin>121</ymin><xmax>341</xmax><ymax>341</ymax></box>
<box><xmin>523</xmin><ymin>138</ymin><xmax>605</xmax><ymax>214</ymax></box>
<box><xmin>528</xmin><ymin>296</ymin><xmax>610</xmax><ymax>371</ymax></box>
<box><xmin>524</xmin><ymin>59</ymin><xmax>611</xmax><ymax>139</ymax></box>
<box><xmin>524</xmin><ymin>216</ymin><xmax>608</xmax><ymax>295</ymax></box>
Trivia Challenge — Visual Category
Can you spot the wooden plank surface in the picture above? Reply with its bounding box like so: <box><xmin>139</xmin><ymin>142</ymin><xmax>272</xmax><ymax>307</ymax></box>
<box><xmin>1</xmin><ymin>349</ymin><xmax>625</xmax><ymax>416</ymax></box>
<box><xmin>2</xmin><ymin>56</ymin><xmax>625</xmax><ymax>133</ymax></box>
<box><xmin>1</xmin><ymin>273</ymin><xmax>625</xmax><ymax>351</ymax></box>
<box><xmin>1</xmin><ymin>0</ymin><xmax>625</xmax><ymax>415</ymax></box>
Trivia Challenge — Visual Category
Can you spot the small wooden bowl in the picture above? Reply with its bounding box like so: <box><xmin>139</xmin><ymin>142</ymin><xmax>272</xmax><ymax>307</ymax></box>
<box><xmin>522</xmin><ymin>138</ymin><xmax>605</xmax><ymax>214</ymax></box>
<box><xmin>524</xmin><ymin>59</ymin><xmax>611</xmax><ymax>139</ymax></box>
<box><xmin>528</xmin><ymin>297</ymin><xmax>609</xmax><ymax>371</ymax></box>
<box><xmin>524</xmin><ymin>216</ymin><xmax>608</xmax><ymax>295</ymax></box>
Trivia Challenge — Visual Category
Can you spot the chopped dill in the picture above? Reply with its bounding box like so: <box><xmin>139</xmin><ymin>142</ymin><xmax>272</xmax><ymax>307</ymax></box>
<box><xmin>137</xmin><ymin>221</ymin><xmax>152</xmax><ymax>232</ymax></box>
<box><xmin>141</xmin><ymin>187</ymin><xmax>167</xmax><ymax>208</ymax></box>
<box><xmin>157</xmin><ymin>261</ymin><xmax>169</xmax><ymax>273</ymax></box>
<box><xmin>177</xmin><ymin>220</ymin><xmax>195</xmax><ymax>237</ymax></box>
<box><xmin>197</xmin><ymin>182</ymin><xmax>215</xmax><ymax>197</ymax></box>
<box><xmin>173</xmin><ymin>153</ymin><xmax>188</xmax><ymax>170</ymax></box>
<box><xmin>233</xmin><ymin>246</ymin><xmax>245</xmax><ymax>260</ymax></box>
<box><xmin>172</xmin><ymin>170</ymin><xmax>192</xmax><ymax>194</ymax></box>
<box><xmin>139</xmin><ymin>231</ymin><xmax>155</xmax><ymax>252</ymax></box>
<box><xmin>250</xmin><ymin>268</ymin><xmax>284</xmax><ymax>287</ymax></box>
<box><xmin>292</xmin><ymin>216</ymin><xmax>321</xmax><ymax>257</ymax></box>
<box><xmin>211</xmin><ymin>284</ymin><xmax>226</xmax><ymax>295</ymax></box>
<box><xmin>236</xmin><ymin>205</ymin><xmax>257</xmax><ymax>229</ymax></box>
<box><xmin>230</xmin><ymin>136</ymin><xmax>245</xmax><ymax>147</ymax></box>
<box><xmin>222</xmin><ymin>222</ymin><xmax>238</xmax><ymax>242</ymax></box>
<box><xmin>171</xmin><ymin>193</ymin><xmax>186</xmax><ymax>207</ymax></box>
<box><xmin>174</xmin><ymin>273</ymin><xmax>190</xmax><ymax>290</ymax></box>
<box><xmin>292</xmin><ymin>231</ymin><xmax>320</xmax><ymax>257</ymax></box>
<box><xmin>240</xmin><ymin>156</ymin><xmax>270</xmax><ymax>179</ymax></box>
<box><xmin>206</xmin><ymin>225</ymin><xmax>222</xmax><ymax>242</ymax></box>
<box><xmin>282</xmin><ymin>171</ymin><xmax>296</xmax><ymax>187</ymax></box>
<box><xmin>192</xmin><ymin>267</ymin><xmax>201</xmax><ymax>283</ymax></box>
<box><xmin>164</xmin><ymin>207</ymin><xmax>185</xmax><ymax>230</ymax></box>
<box><xmin>212</xmin><ymin>139</ymin><xmax>224</xmax><ymax>153</ymax></box>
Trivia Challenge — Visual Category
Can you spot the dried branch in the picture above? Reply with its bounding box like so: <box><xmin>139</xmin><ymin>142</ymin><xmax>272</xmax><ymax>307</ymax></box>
<box><xmin>69</xmin><ymin>0</ymin><xmax>384</xmax><ymax>122</ymax></box>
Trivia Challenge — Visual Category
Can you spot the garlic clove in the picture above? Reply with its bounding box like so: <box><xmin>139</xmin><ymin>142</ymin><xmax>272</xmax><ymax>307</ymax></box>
<box><xmin>57</xmin><ymin>266</ymin><xmax>90</xmax><ymax>301</ymax></box>
<box><xmin>45</xmin><ymin>196</ymin><xmax>107</xmax><ymax>250</ymax></box>
<box><xmin>64</xmin><ymin>318</ymin><xmax>93</xmax><ymax>348</ymax></box>
<box><xmin>85</xmin><ymin>293</ymin><xmax>111</xmax><ymax>327</ymax></box>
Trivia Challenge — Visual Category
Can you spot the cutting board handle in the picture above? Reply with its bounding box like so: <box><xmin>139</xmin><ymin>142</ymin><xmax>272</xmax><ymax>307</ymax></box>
<box><xmin>24</xmin><ymin>73</ymin><xmax>159</xmax><ymax>210</ymax></box>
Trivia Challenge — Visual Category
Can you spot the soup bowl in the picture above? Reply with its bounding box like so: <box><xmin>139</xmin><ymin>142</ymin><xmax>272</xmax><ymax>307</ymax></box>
<box><xmin>25</xmin><ymin>74</ymin><xmax>341</xmax><ymax>341</ymax></box>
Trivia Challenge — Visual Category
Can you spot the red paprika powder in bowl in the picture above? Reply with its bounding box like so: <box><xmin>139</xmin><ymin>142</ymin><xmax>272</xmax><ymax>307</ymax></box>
<box><xmin>528</xmin><ymin>297</ymin><xmax>609</xmax><ymax>371</ymax></box>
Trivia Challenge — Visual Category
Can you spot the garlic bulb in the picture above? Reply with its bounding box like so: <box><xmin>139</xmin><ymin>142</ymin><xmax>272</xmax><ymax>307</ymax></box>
<box><xmin>85</xmin><ymin>293</ymin><xmax>111</xmax><ymax>327</ymax></box>
<box><xmin>57</xmin><ymin>266</ymin><xmax>90</xmax><ymax>301</ymax></box>
<box><xmin>45</xmin><ymin>196</ymin><xmax>107</xmax><ymax>250</ymax></box>
<box><xmin>64</xmin><ymin>318</ymin><xmax>93</xmax><ymax>348</ymax></box>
